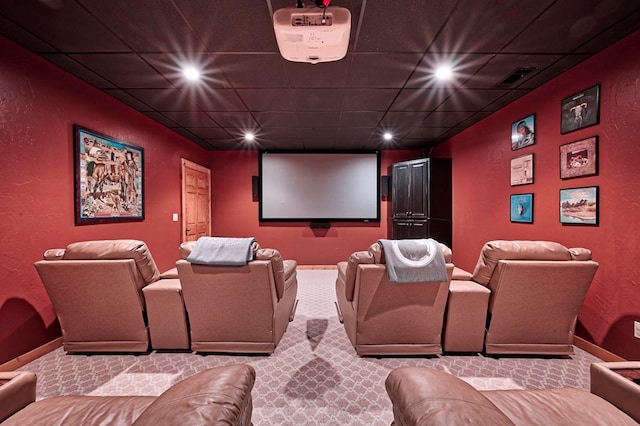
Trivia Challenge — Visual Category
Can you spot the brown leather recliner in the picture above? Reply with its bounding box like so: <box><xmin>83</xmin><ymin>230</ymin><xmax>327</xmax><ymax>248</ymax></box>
<box><xmin>335</xmin><ymin>241</ymin><xmax>454</xmax><ymax>356</ymax></box>
<box><xmin>446</xmin><ymin>240</ymin><xmax>599</xmax><ymax>355</ymax></box>
<box><xmin>176</xmin><ymin>242</ymin><xmax>298</xmax><ymax>354</ymax></box>
<box><xmin>34</xmin><ymin>240</ymin><xmax>174</xmax><ymax>353</ymax></box>
<box><xmin>0</xmin><ymin>364</ymin><xmax>256</xmax><ymax>425</ymax></box>
<box><xmin>385</xmin><ymin>362</ymin><xmax>640</xmax><ymax>425</ymax></box>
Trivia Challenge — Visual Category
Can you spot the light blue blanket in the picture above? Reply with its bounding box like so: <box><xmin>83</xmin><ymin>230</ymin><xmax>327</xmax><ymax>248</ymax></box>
<box><xmin>186</xmin><ymin>237</ymin><xmax>256</xmax><ymax>266</ymax></box>
<box><xmin>378</xmin><ymin>238</ymin><xmax>447</xmax><ymax>283</ymax></box>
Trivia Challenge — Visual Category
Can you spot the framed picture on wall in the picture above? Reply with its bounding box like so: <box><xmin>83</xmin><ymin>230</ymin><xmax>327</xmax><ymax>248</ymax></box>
<box><xmin>559</xmin><ymin>186</ymin><xmax>598</xmax><ymax>225</ymax></box>
<box><xmin>560</xmin><ymin>136</ymin><xmax>598</xmax><ymax>179</ymax></box>
<box><xmin>510</xmin><ymin>193</ymin><xmax>533</xmax><ymax>223</ymax></box>
<box><xmin>560</xmin><ymin>84</ymin><xmax>600</xmax><ymax>134</ymax></box>
<box><xmin>510</xmin><ymin>153</ymin><xmax>534</xmax><ymax>186</ymax></box>
<box><xmin>74</xmin><ymin>125</ymin><xmax>144</xmax><ymax>225</ymax></box>
<box><xmin>511</xmin><ymin>114</ymin><xmax>535</xmax><ymax>150</ymax></box>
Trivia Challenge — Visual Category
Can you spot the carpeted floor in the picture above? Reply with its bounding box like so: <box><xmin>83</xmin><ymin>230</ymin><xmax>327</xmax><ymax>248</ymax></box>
<box><xmin>20</xmin><ymin>270</ymin><xmax>603</xmax><ymax>425</ymax></box>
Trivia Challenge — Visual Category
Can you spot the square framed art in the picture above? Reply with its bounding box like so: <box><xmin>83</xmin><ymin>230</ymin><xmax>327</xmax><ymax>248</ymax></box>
<box><xmin>560</xmin><ymin>136</ymin><xmax>598</xmax><ymax>179</ymax></box>
<box><xmin>511</xmin><ymin>114</ymin><xmax>535</xmax><ymax>150</ymax></box>
<box><xmin>559</xmin><ymin>186</ymin><xmax>598</xmax><ymax>225</ymax></box>
<box><xmin>510</xmin><ymin>153</ymin><xmax>534</xmax><ymax>186</ymax></box>
<box><xmin>510</xmin><ymin>193</ymin><xmax>533</xmax><ymax>223</ymax></box>
<box><xmin>74</xmin><ymin>125</ymin><xmax>144</xmax><ymax>225</ymax></box>
<box><xmin>560</xmin><ymin>84</ymin><xmax>600</xmax><ymax>134</ymax></box>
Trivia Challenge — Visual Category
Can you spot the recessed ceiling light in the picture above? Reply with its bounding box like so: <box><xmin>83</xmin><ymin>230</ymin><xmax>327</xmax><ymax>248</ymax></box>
<box><xmin>244</xmin><ymin>132</ymin><xmax>255</xmax><ymax>142</ymax></box>
<box><xmin>183</xmin><ymin>66</ymin><xmax>200</xmax><ymax>81</ymax></box>
<box><xmin>434</xmin><ymin>65</ymin><xmax>452</xmax><ymax>80</ymax></box>
<box><xmin>383</xmin><ymin>132</ymin><xmax>393</xmax><ymax>141</ymax></box>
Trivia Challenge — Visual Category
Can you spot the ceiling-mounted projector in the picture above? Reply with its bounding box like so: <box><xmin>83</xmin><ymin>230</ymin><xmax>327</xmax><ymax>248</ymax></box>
<box><xmin>273</xmin><ymin>4</ymin><xmax>351</xmax><ymax>64</ymax></box>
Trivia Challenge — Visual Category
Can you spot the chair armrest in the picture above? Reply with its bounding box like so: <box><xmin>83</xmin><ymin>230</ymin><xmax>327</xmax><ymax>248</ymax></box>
<box><xmin>0</xmin><ymin>372</ymin><xmax>37</xmax><ymax>422</ymax></box>
<box><xmin>159</xmin><ymin>267</ymin><xmax>179</xmax><ymax>279</ymax></box>
<box><xmin>452</xmin><ymin>266</ymin><xmax>473</xmax><ymax>281</ymax></box>
<box><xmin>591</xmin><ymin>362</ymin><xmax>640</xmax><ymax>423</ymax></box>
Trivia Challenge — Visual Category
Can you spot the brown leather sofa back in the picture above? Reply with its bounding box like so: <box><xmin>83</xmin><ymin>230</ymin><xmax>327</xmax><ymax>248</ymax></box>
<box><xmin>1</xmin><ymin>365</ymin><xmax>255</xmax><ymax>425</ymax></box>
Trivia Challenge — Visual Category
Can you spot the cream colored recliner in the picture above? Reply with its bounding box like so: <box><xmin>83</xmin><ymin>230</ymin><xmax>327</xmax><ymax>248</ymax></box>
<box><xmin>176</xmin><ymin>241</ymin><xmax>298</xmax><ymax>354</ymax></box>
<box><xmin>335</xmin><ymin>241</ymin><xmax>454</xmax><ymax>356</ymax></box>
<box><xmin>34</xmin><ymin>239</ymin><xmax>178</xmax><ymax>353</ymax></box>
<box><xmin>444</xmin><ymin>240</ymin><xmax>599</xmax><ymax>355</ymax></box>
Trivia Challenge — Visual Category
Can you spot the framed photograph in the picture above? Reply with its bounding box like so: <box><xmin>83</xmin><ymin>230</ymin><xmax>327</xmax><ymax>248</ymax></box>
<box><xmin>511</xmin><ymin>114</ymin><xmax>535</xmax><ymax>150</ymax></box>
<box><xmin>560</xmin><ymin>186</ymin><xmax>598</xmax><ymax>225</ymax></box>
<box><xmin>510</xmin><ymin>193</ymin><xmax>533</xmax><ymax>223</ymax></box>
<box><xmin>74</xmin><ymin>125</ymin><xmax>144</xmax><ymax>225</ymax></box>
<box><xmin>510</xmin><ymin>153</ymin><xmax>534</xmax><ymax>186</ymax></box>
<box><xmin>561</xmin><ymin>84</ymin><xmax>600</xmax><ymax>134</ymax></box>
<box><xmin>560</xmin><ymin>136</ymin><xmax>598</xmax><ymax>179</ymax></box>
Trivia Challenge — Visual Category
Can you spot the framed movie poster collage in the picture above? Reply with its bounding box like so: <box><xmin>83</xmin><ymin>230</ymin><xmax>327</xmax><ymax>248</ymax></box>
<box><xmin>509</xmin><ymin>84</ymin><xmax>600</xmax><ymax>225</ymax></box>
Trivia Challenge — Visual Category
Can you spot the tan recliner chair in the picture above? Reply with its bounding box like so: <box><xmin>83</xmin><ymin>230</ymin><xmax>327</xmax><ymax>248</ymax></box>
<box><xmin>0</xmin><ymin>365</ymin><xmax>256</xmax><ymax>425</ymax></box>
<box><xmin>34</xmin><ymin>240</ymin><xmax>166</xmax><ymax>353</ymax></box>
<box><xmin>446</xmin><ymin>240</ymin><xmax>599</xmax><ymax>356</ymax></box>
<box><xmin>335</xmin><ymin>242</ymin><xmax>454</xmax><ymax>356</ymax></box>
<box><xmin>176</xmin><ymin>242</ymin><xmax>298</xmax><ymax>354</ymax></box>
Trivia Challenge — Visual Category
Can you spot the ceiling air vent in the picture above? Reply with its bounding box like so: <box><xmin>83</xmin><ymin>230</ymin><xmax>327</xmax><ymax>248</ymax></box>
<box><xmin>495</xmin><ymin>67</ymin><xmax>537</xmax><ymax>87</ymax></box>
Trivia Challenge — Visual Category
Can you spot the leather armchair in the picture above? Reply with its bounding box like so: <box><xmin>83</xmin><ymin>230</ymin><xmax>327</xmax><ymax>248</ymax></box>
<box><xmin>176</xmin><ymin>242</ymin><xmax>298</xmax><ymax>354</ymax></box>
<box><xmin>385</xmin><ymin>363</ymin><xmax>640</xmax><ymax>425</ymax></box>
<box><xmin>449</xmin><ymin>240</ymin><xmax>599</xmax><ymax>355</ymax></box>
<box><xmin>335</xmin><ymin>242</ymin><xmax>454</xmax><ymax>356</ymax></box>
<box><xmin>34</xmin><ymin>239</ymin><xmax>166</xmax><ymax>353</ymax></box>
<box><xmin>0</xmin><ymin>365</ymin><xmax>256</xmax><ymax>425</ymax></box>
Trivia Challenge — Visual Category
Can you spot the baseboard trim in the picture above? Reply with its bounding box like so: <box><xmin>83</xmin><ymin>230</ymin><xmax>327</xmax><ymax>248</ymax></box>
<box><xmin>574</xmin><ymin>336</ymin><xmax>627</xmax><ymax>362</ymax></box>
<box><xmin>0</xmin><ymin>337</ymin><xmax>63</xmax><ymax>372</ymax></box>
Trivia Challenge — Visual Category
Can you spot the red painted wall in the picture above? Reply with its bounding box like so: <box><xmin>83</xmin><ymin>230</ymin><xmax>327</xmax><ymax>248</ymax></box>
<box><xmin>434</xmin><ymin>29</ymin><xmax>640</xmax><ymax>360</ymax></box>
<box><xmin>0</xmin><ymin>37</ymin><xmax>208</xmax><ymax>364</ymax></box>
<box><xmin>209</xmin><ymin>149</ymin><xmax>421</xmax><ymax>265</ymax></box>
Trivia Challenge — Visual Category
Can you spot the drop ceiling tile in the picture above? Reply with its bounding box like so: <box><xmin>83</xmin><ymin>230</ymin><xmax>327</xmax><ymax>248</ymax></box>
<box><xmin>259</xmin><ymin>127</ymin><xmax>303</xmax><ymax>139</ymax></box>
<box><xmin>297</xmin><ymin>112</ymin><xmax>341</xmax><ymax>127</ymax></box>
<box><xmin>436</xmin><ymin>89</ymin><xmax>509</xmax><ymax>111</ymax></box>
<box><xmin>380</xmin><ymin>112</ymin><xmax>429</xmax><ymax>127</ymax></box>
<box><xmin>406</xmin><ymin>127</ymin><xmax>449</xmax><ymax>139</ymax></box>
<box><xmin>336</xmin><ymin>127</ymin><xmax>376</xmax><ymax>139</ymax></box>
<box><xmin>517</xmin><ymin>55</ymin><xmax>590</xmax><ymax>89</ymax></box>
<box><xmin>575</xmin><ymin>9</ymin><xmax>640</xmax><ymax>53</ymax></box>
<box><xmin>0</xmin><ymin>0</ymin><xmax>130</xmax><ymax>52</ymax></box>
<box><xmin>162</xmin><ymin>111</ymin><xmax>218</xmax><ymax>127</ymax></box>
<box><xmin>187</xmin><ymin>128</ymin><xmax>231</xmax><ymax>139</ymax></box>
<box><xmin>142</xmin><ymin>112</ymin><xmax>179</xmax><ymax>127</ymax></box>
<box><xmin>104</xmin><ymin>89</ymin><xmax>153</xmax><ymax>111</ymax></box>
<box><xmin>215</xmin><ymin>54</ymin><xmax>288</xmax><ymax>88</ymax></box>
<box><xmin>237</xmin><ymin>89</ymin><xmax>296</xmax><ymax>111</ymax></box>
<box><xmin>348</xmin><ymin>53</ymin><xmax>422</xmax><ymax>87</ymax></box>
<box><xmin>0</xmin><ymin>14</ymin><xmax>57</xmax><ymax>52</ymax></box>
<box><xmin>141</xmin><ymin>53</ymin><xmax>231</xmax><ymax>89</ymax></box>
<box><xmin>41</xmin><ymin>53</ymin><xmax>116</xmax><ymax>89</ymax></box>
<box><xmin>206</xmin><ymin>112</ymin><xmax>258</xmax><ymax>128</ymax></box>
<box><xmin>79</xmin><ymin>0</ymin><xmax>206</xmax><ymax>52</ymax></box>
<box><xmin>253</xmin><ymin>112</ymin><xmax>298</xmax><ymax>127</ymax></box>
<box><xmin>284</xmin><ymin>57</ymin><xmax>352</xmax><ymax>88</ymax></box>
<box><xmin>406</xmin><ymin>54</ymin><xmax>492</xmax><ymax>89</ymax></box>
<box><xmin>192</xmin><ymin>89</ymin><xmax>247</xmax><ymax>111</ymax></box>
<box><xmin>334</xmin><ymin>139</ymin><xmax>368</xmax><ymax>149</ymax></box>
<box><xmin>389</xmin><ymin>88</ymin><xmax>452</xmax><ymax>111</ymax></box>
<box><xmin>342</xmin><ymin>89</ymin><xmax>400</xmax><ymax>111</ymax></box>
<box><xmin>421</xmin><ymin>111</ymin><xmax>474</xmax><ymax>127</ymax></box>
<box><xmin>340</xmin><ymin>111</ymin><xmax>384</xmax><ymax>127</ymax></box>
<box><xmin>70</xmin><ymin>53</ymin><xmax>172</xmax><ymax>88</ymax></box>
<box><xmin>464</xmin><ymin>54</ymin><xmax>562</xmax><ymax>89</ymax></box>
<box><xmin>127</xmin><ymin>88</ymin><xmax>199</xmax><ymax>111</ymax></box>
<box><xmin>293</xmin><ymin>89</ymin><xmax>344</xmax><ymax>111</ymax></box>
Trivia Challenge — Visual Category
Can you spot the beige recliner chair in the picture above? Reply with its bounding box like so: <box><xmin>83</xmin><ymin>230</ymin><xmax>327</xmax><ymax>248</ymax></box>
<box><xmin>335</xmin><ymin>241</ymin><xmax>454</xmax><ymax>356</ymax></box>
<box><xmin>176</xmin><ymin>241</ymin><xmax>298</xmax><ymax>354</ymax></box>
<box><xmin>445</xmin><ymin>240</ymin><xmax>599</xmax><ymax>356</ymax></box>
<box><xmin>34</xmin><ymin>239</ymin><xmax>168</xmax><ymax>353</ymax></box>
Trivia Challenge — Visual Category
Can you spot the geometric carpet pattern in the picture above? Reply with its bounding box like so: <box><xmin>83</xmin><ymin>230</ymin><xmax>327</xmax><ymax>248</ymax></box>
<box><xmin>20</xmin><ymin>270</ymin><xmax>603</xmax><ymax>425</ymax></box>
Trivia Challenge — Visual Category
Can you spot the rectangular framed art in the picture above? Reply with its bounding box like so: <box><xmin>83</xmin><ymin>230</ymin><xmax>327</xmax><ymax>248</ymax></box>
<box><xmin>560</xmin><ymin>84</ymin><xmax>600</xmax><ymax>134</ymax></box>
<box><xmin>74</xmin><ymin>125</ymin><xmax>144</xmax><ymax>225</ymax></box>
<box><xmin>560</xmin><ymin>136</ymin><xmax>598</xmax><ymax>179</ymax></box>
<box><xmin>559</xmin><ymin>186</ymin><xmax>598</xmax><ymax>225</ymax></box>
<box><xmin>510</xmin><ymin>153</ymin><xmax>534</xmax><ymax>186</ymax></box>
<box><xmin>511</xmin><ymin>113</ymin><xmax>535</xmax><ymax>150</ymax></box>
<box><xmin>510</xmin><ymin>193</ymin><xmax>533</xmax><ymax>223</ymax></box>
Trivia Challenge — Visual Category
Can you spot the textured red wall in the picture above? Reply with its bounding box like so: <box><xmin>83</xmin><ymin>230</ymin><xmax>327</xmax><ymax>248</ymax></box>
<box><xmin>209</xmin><ymin>150</ymin><xmax>421</xmax><ymax>265</ymax></box>
<box><xmin>434</xmin><ymin>29</ymin><xmax>640</xmax><ymax>360</ymax></box>
<box><xmin>0</xmin><ymin>37</ymin><xmax>208</xmax><ymax>364</ymax></box>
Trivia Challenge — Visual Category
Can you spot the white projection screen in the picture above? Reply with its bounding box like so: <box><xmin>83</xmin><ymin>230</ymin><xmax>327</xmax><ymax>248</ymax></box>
<box><xmin>259</xmin><ymin>151</ymin><xmax>380</xmax><ymax>222</ymax></box>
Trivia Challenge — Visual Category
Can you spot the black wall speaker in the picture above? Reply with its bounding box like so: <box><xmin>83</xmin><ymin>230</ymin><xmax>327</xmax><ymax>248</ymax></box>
<box><xmin>381</xmin><ymin>175</ymin><xmax>389</xmax><ymax>198</ymax></box>
<box><xmin>252</xmin><ymin>176</ymin><xmax>259</xmax><ymax>201</ymax></box>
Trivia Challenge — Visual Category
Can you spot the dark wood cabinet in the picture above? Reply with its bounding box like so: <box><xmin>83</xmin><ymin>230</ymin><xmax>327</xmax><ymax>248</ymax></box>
<box><xmin>387</xmin><ymin>158</ymin><xmax>452</xmax><ymax>247</ymax></box>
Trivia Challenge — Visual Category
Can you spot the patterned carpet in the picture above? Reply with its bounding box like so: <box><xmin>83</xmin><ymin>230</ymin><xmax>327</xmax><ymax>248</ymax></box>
<box><xmin>20</xmin><ymin>270</ymin><xmax>603</xmax><ymax>425</ymax></box>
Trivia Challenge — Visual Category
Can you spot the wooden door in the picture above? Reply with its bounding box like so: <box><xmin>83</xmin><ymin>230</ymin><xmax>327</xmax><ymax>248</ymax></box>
<box><xmin>181</xmin><ymin>159</ymin><xmax>211</xmax><ymax>242</ymax></box>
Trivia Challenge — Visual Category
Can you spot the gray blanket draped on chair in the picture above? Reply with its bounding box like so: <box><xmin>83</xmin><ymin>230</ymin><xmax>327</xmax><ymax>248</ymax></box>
<box><xmin>378</xmin><ymin>238</ymin><xmax>447</xmax><ymax>283</ymax></box>
<box><xmin>187</xmin><ymin>237</ymin><xmax>256</xmax><ymax>266</ymax></box>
